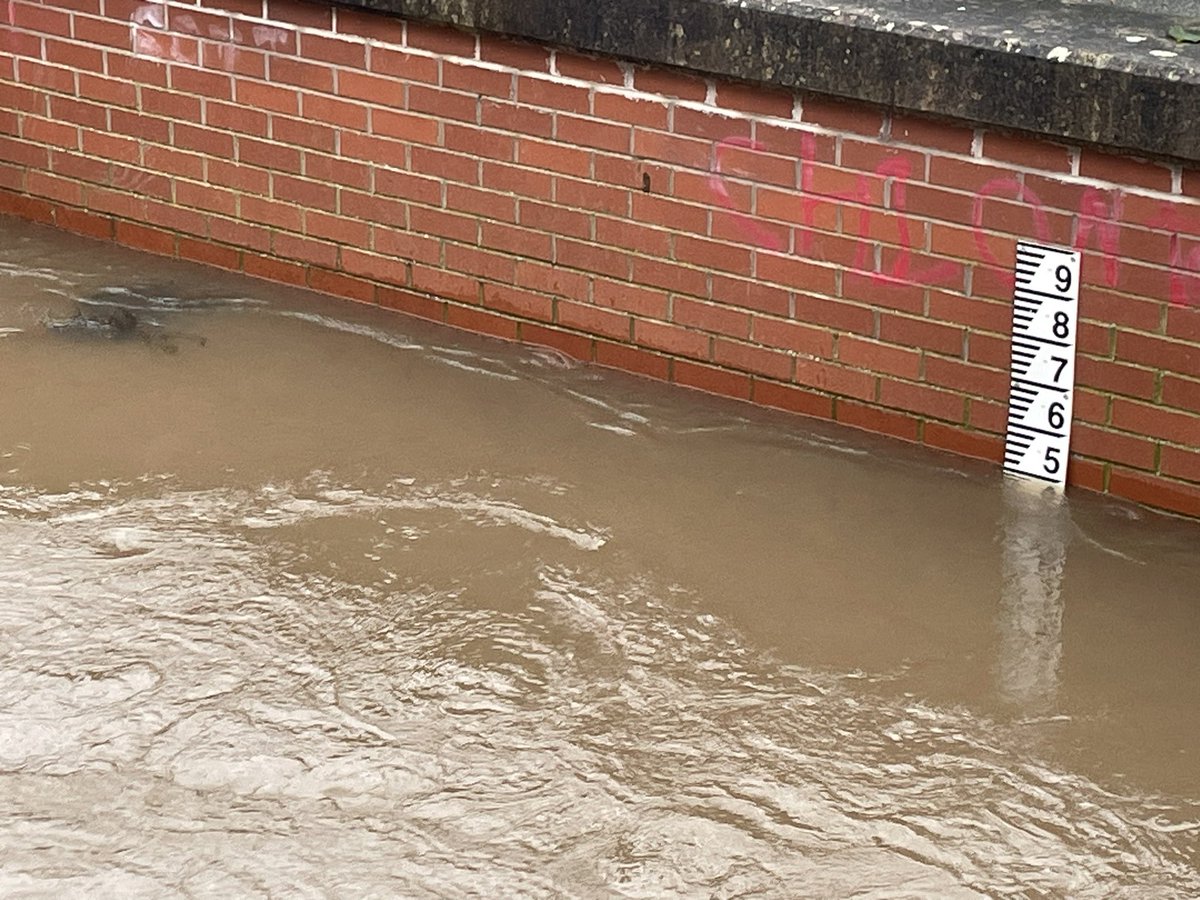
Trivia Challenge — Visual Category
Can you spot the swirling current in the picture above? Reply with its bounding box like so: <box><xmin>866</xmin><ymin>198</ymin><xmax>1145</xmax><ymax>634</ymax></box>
<box><xmin>1</xmin><ymin>217</ymin><xmax>1198</xmax><ymax>897</ymax></box>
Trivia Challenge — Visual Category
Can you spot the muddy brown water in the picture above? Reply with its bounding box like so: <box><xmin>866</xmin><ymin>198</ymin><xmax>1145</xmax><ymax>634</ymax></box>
<box><xmin>1</xmin><ymin>216</ymin><xmax>1198</xmax><ymax>897</ymax></box>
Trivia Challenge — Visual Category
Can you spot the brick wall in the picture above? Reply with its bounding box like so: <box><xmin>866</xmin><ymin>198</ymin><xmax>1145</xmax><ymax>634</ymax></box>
<box><xmin>2</xmin><ymin>0</ymin><xmax>1199</xmax><ymax>515</ymax></box>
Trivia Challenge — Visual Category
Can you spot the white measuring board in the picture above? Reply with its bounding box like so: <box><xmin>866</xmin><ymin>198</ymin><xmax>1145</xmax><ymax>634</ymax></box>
<box><xmin>1003</xmin><ymin>241</ymin><xmax>1081</xmax><ymax>488</ymax></box>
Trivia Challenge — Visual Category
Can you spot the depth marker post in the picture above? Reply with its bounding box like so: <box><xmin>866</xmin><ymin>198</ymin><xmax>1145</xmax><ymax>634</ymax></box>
<box><xmin>1003</xmin><ymin>242</ymin><xmax>1082</xmax><ymax>488</ymax></box>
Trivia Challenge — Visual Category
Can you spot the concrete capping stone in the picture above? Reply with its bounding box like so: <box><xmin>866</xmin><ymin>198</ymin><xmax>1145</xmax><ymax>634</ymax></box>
<box><xmin>334</xmin><ymin>0</ymin><xmax>1200</xmax><ymax>163</ymax></box>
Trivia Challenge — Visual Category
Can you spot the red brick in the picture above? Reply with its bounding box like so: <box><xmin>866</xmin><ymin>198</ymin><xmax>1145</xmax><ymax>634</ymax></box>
<box><xmin>175</xmin><ymin>180</ymin><xmax>236</xmax><ymax>216</ymax></box>
<box><xmin>442</xmin><ymin>61</ymin><xmax>514</xmax><ymax>99</ymax></box>
<box><xmin>1079</xmin><ymin>149</ymin><xmax>1173</xmax><ymax>193</ymax></box>
<box><xmin>410</xmin><ymin>145</ymin><xmax>479</xmax><ymax>184</ymax></box>
<box><xmin>712</xmin><ymin>275</ymin><xmax>790</xmax><ymax>317</ymax></box>
<box><xmin>444</xmin><ymin>243</ymin><xmax>517</xmax><ymax>283</ymax></box>
<box><xmin>411</xmin><ymin>265</ymin><xmax>480</xmax><ymax>304</ymax></box>
<box><xmin>551</xmin><ymin>51</ymin><xmax>621</xmax><ymax>85</ymax></box>
<box><xmin>479</xmin><ymin>36</ymin><xmax>550</xmax><ymax>72</ymax></box>
<box><xmin>673</xmin><ymin>360</ymin><xmax>753</xmax><ymax>400</ymax></box>
<box><xmin>880</xmin><ymin>380</ymin><xmax>964</xmax><ymax>421</ymax></box>
<box><xmin>756</xmin><ymin>252</ymin><xmax>837</xmax><ymax>296</ymax></box>
<box><xmin>1074</xmin><ymin>356</ymin><xmax>1156</xmax><ymax>400</ymax></box>
<box><xmin>753</xmin><ymin>380</ymin><xmax>834</xmax><ymax>419</ymax></box>
<box><xmin>273</xmin><ymin>232</ymin><xmax>338</xmax><ymax>268</ymax></box>
<box><xmin>367</xmin><ymin>108</ymin><xmax>437</xmax><ymax>144</ymax></box>
<box><xmin>632</xmin><ymin>192</ymin><xmax>708</xmax><ymax>235</ymax></box>
<box><xmin>840</xmin><ymin>270</ymin><xmax>925</xmax><ymax>315</ymax></box>
<box><xmin>1072</xmin><ymin>423</ymin><xmax>1157</xmax><ymax>470</ymax></box>
<box><xmin>305</xmin><ymin>211</ymin><xmax>370</xmax><ymax>247</ymax></box>
<box><xmin>517</xmin><ymin>76</ymin><xmax>589</xmax><ymax>114</ymax></box>
<box><xmin>594</xmin><ymin>340</ymin><xmax>670</xmax><ymax>380</ymax></box>
<box><xmin>22</xmin><ymin>116</ymin><xmax>78</xmax><ymax>150</ymax></box>
<box><xmin>879</xmin><ymin>313</ymin><xmax>964</xmax><ymax>356</ymax></box>
<box><xmin>405</xmin><ymin>20</ymin><xmax>474</xmax><ymax>57</ymax></box>
<box><xmin>713</xmin><ymin>338</ymin><xmax>792</xmax><ymax>380</ymax></box>
<box><xmin>558</xmin><ymin>300</ymin><xmax>631</xmax><ymax>340</ymax></box>
<box><xmin>1108</xmin><ymin>467</ymin><xmax>1200</xmax><ymax>518</ymax></box>
<box><xmin>115</xmin><ymin>220</ymin><xmax>175</xmax><ymax>256</ymax></box>
<box><xmin>555</xmin><ymin>114</ymin><xmax>631</xmax><ymax>154</ymax></box>
<box><xmin>480</xmin><ymin>99</ymin><xmax>554</xmax><ymax>139</ymax></box>
<box><xmin>981</xmin><ymin>132</ymin><xmax>1072</xmax><ymax>173</ymax></box>
<box><xmin>446</xmin><ymin>304</ymin><xmax>520</xmax><ymax>340</ymax></box>
<box><xmin>481</xmin><ymin>222</ymin><xmax>553</xmax><ymax>261</ymax></box>
<box><xmin>26</xmin><ymin>171</ymin><xmax>82</xmax><ymax>206</ymax></box>
<box><xmin>366</xmin><ymin>47</ymin><xmax>437</xmax><ymax>84</ymax></box>
<box><xmin>238</xmin><ymin>136</ymin><xmax>301</xmax><ymax>173</ymax></box>
<box><xmin>889</xmin><ymin>113</ymin><xmax>974</xmax><ymax>154</ymax></box>
<box><xmin>243</xmin><ymin>252</ymin><xmax>308</xmax><ymax>286</ymax></box>
<box><xmin>671</xmin><ymin>106</ymin><xmax>750</xmax><ymax>143</ymax></box>
<box><xmin>266</xmin><ymin>0</ymin><xmax>330</xmax><ymax>30</ymax></box>
<box><xmin>595</xmin><ymin>216</ymin><xmax>670</xmax><ymax>256</ymax></box>
<box><xmin>1161</xmin><ymin>446</ymin><xmax>1200</xmax><ymax>483</ymax></box>
<box><xmin>335</xmin><ymin>6</ymin><xmax>405</xmax><ymax>43</ymax></box>
<box><xmin>631</xmin><ymin>257</ymin><xmax>708</xmax><ymax>298</ymax></box>
<box><xmin>202</xmin><ymin>101</ymin><xmax>264</xmax><ymax>136</ymax></box>
<box><xmin>515</xmin><ymin>260</ymin><xmax>588</xmax><ymax>300</ymax></box>
<box><xmin>715</xmin><ymin>81</ymin><xmax>794</xmax><ymax>118</ymax></box>
<box><xmin>633</xmin><ymin>66</ymin><xmax>707</xmax><ymax>102</ymax></box>
<box><xmin>409</xmin><ymin>206</ymin><xmax>477</xmax><ymax>244</ymax></box>
<box><xmin>0</xmin><ymin>193</ymin><xmax>54</xmax><ymax>223</ymax></box>
<box><xmin>308</xmin><ymin>267</ymin><xmax>375</xmax><ymax>303</ymax></box>
<box><xmin>593</xmin><ymin>278</ymin><xmax>669</xmax><ymax>318</ymax></box>
<box><xmin>270</xmin><ymin>56</ymin><xmax>333</xmax><ymax>93</ymax></box>
<box><xmin>173</xmin><ymin>123</ymin><xmax>234</xmax><ymax>158</ymax></box>
<box><xmin>1065</xmin><ymin>456</ymin><xmax>1107</xmax><ymax>493</ymax></box>
<box><xmin>836</xmin><ymin>400</ymin><xmax>921</xmax><ymax>441</ymax></box>
<box><xmin>673</xmin><ymin>233</ymin><xmax>751</xmax><ymax>275</ymax></box>
<box><xmin>635</xmin><ymin>319</ymin><xmax>709</xmax><ymax>359</ymax></box>
<box><xmin>592</xmin><ymin>92</ymin><xmax>668</xmax><ymax>130</ymax></box>
<box><xmin>633</xmin><ymin>129</ymin><xmax>711</xmax><ymax>170</ymax></box>
<box><xmin>301</xmin><ymin>33</ymin><xmax>366</xmax><ymax>68</ymax></box>
<box><xmin>72</xmin><ymin>14</ymin><xmax>131</xmax><ymax>48</ymax></box>
<box><xmin>923</xmin><ymin>423</ymin><xmax>1003</xmax><ymax>461</ymax></box>
<box><xmin>446</xmin><ymin>183</ymin><xmax>517</xmax><ymax>223</ymax></box>
<box><xmin>240</xmin><ymin>195</ymin><xmax>302</xmax><ymax>231</ymax></box>
<box><xmin>556</xmin><ymin>239</ymin><xmax>630</xmax><ymax>280</ymax></box>
<box><xmin>177</xmin><ymin>236</ymin><xmax>241</xmax><ymax>270</ymax></box>
<box><xmin>924</xmin><ymin>356</ymin><xmax>1007</xmax><ymax>400</ymax></box>
<box><xmin>795</xmin><ymin>359</ymin><xmax>876</xmax><ymax>401</ymax></box>
<box><xmin>673</xmin><ymin>298</ymin><xmax>749</xmax><ymax>338</ymax></box>
<box><xmin>567</xmin><ymin>167</ymin><xmax>641</xmax><ymax>211</ymax></box>
<box><xmin>445</xmin><ymin>122</ymin><xmax>513</xmax><ymax>160</ymax></box>
<box><xmin>482</xmin><ymin>283</ymin><xmax>553</xmax><ymax>320</ymax></box>
<box><xmin>1162</xmin><ymin>375</ymin><xmax>1200</xmax><ymax>413</ymax></box>
<box><xmin>44</xmin><ymin>39</ymin><xmax>103</xmax><ymax>73</ymax></box>
<box><xmin>54</xmin><ymin>206</ymin><xmax>114</xmax><ymax>241</ymax></box>
<box><xmin>794</xmin><ymin>292</ymin><xmax>874</xmax><ymax>335</ymax></box>
<box><xmin>514</xmin><ymin>138</ymin><xmax>588</xmax><ymax>177</ymax></box>
<box><xmin>196</xmin><ymin>214</ymin><xmax>262</xmax><ymax>251</ymax></box>
<box><xmin>235</xmin><ymin>79</ymin><xmax>299</xmax><ymax>115</ymax></box>
<box><xmin>837</xmin><ymin>335</ymin><xmax>920</xmax><ymax>379</ymax></box>
<box><xmin>304</xmin><ymin>153</ymin><xmax>370</xmax><ymax>191</ymax></box>
<box><xmin>378</xmin><ymin>286</ymin><xmax>445</xmax><ymax>322</ymax></box>
<box><xmin>372</xmin><ymin>228</ymin><xmax>440</xmax><ymax>265</ymax></box>
<box><xmin>1116</xmin><ymin>332</ymin><xmax>1198</xmax><ymax>374</ymax></box>
<box><xmin>519</xmin><ymin>199</ymin><xmax>591</xmax><ymax>239</ymax></box>
<box><xmin>753</xmin><ymin>316</ymin><xmax>834</xmax><ymax>357</ymax></box>
<box><xmin>1111</xmin><ymin>399</ymin><xmax>1200</xmax><ymax>445</ymax></box>
<box><xmin>801</xmin><ymin>94</ymin><xmax>884</xmax><ymax>136</ymax></box>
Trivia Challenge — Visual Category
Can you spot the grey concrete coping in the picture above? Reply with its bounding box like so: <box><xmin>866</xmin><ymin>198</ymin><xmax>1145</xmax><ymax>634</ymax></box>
<box><xmin>335</xmin><ymin>0</ymin><xmax>1200</xmax><ymax>164</ymax></box>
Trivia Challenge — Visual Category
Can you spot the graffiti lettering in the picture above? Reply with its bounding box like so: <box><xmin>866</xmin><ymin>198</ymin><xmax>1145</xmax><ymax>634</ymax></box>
<box><xmin>711</xmin><ymin>134</ymin><xmax>1198</xmax><ymax>308</ymax></box>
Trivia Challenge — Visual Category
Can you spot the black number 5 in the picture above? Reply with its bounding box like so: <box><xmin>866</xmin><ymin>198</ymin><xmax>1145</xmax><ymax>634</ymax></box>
<box><xmin>1044</xmin><ymin>446</ymin><xmax>1061</xmax><ymax>475</ymax></box>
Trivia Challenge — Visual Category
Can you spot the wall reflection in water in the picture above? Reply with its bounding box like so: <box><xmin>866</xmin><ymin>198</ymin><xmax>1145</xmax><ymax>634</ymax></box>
<box><xmin>998</xmin><ymin>480</ymin><xmax>1069</xmax><ymax>713</ymax></box>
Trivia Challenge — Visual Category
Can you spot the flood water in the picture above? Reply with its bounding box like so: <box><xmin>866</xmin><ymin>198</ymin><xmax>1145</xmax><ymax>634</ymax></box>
<box><xmin>1</xmin><ymin>215</ymin><xmax>1198</xmax><ymax>897</ymax></box>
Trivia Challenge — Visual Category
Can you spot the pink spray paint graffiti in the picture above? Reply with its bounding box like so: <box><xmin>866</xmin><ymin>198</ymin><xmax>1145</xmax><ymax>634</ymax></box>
<box><xmin>710</xmin><ymin>134</ymin><xmax>1200</xmax><ymax>308</ymax></box>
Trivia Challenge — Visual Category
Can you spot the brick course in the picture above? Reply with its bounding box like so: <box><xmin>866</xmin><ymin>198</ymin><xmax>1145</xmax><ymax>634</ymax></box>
<box><xmin>1</xmin><ymin>0</ymin><xmax>1198</xmax><ymax>515</ymax></box>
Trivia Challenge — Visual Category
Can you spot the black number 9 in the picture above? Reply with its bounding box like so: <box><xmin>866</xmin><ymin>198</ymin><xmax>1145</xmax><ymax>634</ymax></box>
<box><xmin>1055</xmin><ymin>264</ymin><xmax>1072</xmax><ymax>293</ymax></box>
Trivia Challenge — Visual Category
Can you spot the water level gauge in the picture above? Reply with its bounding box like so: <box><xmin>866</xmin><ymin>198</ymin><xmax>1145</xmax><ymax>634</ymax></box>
<box><xmin>1003</xmin><ymin>242</ymin><xmax>1081</xmax><ymax>488</ymax></box>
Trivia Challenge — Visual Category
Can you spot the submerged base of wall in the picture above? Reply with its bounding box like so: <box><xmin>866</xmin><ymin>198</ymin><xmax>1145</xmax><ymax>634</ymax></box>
<box><xmin>1</xmin><ymin>0</ymin><xmax>1198</xmax><ymax>517</ymax></box>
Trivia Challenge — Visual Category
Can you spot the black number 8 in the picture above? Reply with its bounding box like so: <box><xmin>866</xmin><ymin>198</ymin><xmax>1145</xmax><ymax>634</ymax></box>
<box><xmin>1052</xmin><ymin>311</ymin><xmax>1070</xmax><ymax>339</ymax></box>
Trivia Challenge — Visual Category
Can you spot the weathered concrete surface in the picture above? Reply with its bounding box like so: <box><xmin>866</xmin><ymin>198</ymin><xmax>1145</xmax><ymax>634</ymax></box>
<box><xmin>335</xmin><ymin>0</ymin><xmax>1200</xmax><ymax>163</ymax></box>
